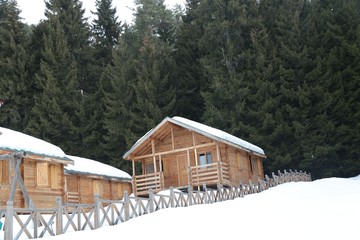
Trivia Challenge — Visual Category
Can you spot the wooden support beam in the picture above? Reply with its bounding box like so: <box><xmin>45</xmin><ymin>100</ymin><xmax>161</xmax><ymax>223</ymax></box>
<box><xmin>216</xmin><ymin>143</ymin><xmax>221</xmax><ymax>162</ymax></box>
<box><xmin>0</xmin><ymin>151</ymin><xmax>26</xmax><ymax>160</ymax></box>
<box><xmin>192</xmin><ymin>132</ymin><xmax>199</xmax><ymax>167</ymax></box>
<box><xmin>151</xmin><ymin>139</ymin><xmax>157</xmax><ymax>173</ymax></box>
<box><xmin>0</xmin><ymin>155</ymin><xmax>11</xmax><ymax>161</ymax></box>
<box><xmin>187</xmin><ymin>148</ymin><xmax>191</xmax><ymax>186</ymax></box>
<box><xmin>132</xmin><ymin>159</ymin><xmax>135</xmax><ymax>176</ymax></box>
<box><xmin>159</xmin><ymin>155</ymin><xmax>162</xmax><ymax>172</ymax></box>
<box><xmin>7</xmin><ymin>152</ymin><xmax>34</xmax><ymax>208</ymax></box>
<box><xmin>9</xmin><ymin>158</ymin><xmax>21</xmax><ymax>202</ymax></box>
<box><xmin>171</xmin><ymin>125</ymin><xmax>175</xmax><ymax>150</ymax></box>
<box><xmin>176</xmin><ymin>157</ymin><xmax>180</xmax><ymax>186</ymax></box>
<box><xmin>131</xmin><ymin>142</ymin><xmax>216</xmax><ymax>161</ymax></box>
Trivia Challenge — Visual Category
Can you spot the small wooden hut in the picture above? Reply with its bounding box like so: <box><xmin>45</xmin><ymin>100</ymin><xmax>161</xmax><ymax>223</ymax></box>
<box><xmin>64</xmin><ymin>155</ymin><xmax>132</xmax><ymax>204</ymax></box>
<box><xmin>0</xmin><ymin>127</ymin><xmax>132</xmax><ymax>208</ymax></box>
<box><xmin>123</xmin><ymin>116</ymin><xmax>266</xmax><ymax>196</ymax></box>
<box><xmin>0</xmin><ymin>127</ymin><xmax>73</xmax><ymax>208</ymax></box>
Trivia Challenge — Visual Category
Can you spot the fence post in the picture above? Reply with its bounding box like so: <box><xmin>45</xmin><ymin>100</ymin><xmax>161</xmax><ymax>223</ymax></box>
<box><xmin>94</xmin><ymin>194</ymin><xmax>100</xmax><ymax>229</ymax></box>
<box><xmin>56</xmin><ymin>197</ymin><xmax>63</xmax><ymax>235</ymax></box>
<box><xmin>239</xmin><ymin>182</ymin><xmax>244</xmax><ymax>197</ymax></box>
<box><xmin>33</xmin><ymin>211</ymin><xmax>39</xmax><ymax>238</ymax></box>
<box><xmin>5</xmin><ymin>201</ymin><xmax>13</xmax><ymax>240</ymax></box>
<box><xmin>217</xmin><ymin>183</ymin><xmax>222</xmax><ymax>202</ymax></box>
<box><xmin>149</xmin><ymin>189</ymin><xmax>154</xmax><ymax>213</ymax></box>
<box><xmin>124</xmin><ymin>191</ymin><xmax>130</xmax><ymax>221</ymax></box>
<box><xmin>170</xmin><ymin>187</ymin><xmax>175</xmax><ymax>208</ymax></box>
<box><xmin>187</xmin><ymin>186</ymin><xmax>193</xmax><ymax>206</ymax></box>
<box><xmin>203</xmin><ymin>184</ymin><xmax>208</xmax><ymax>204</ymax></box>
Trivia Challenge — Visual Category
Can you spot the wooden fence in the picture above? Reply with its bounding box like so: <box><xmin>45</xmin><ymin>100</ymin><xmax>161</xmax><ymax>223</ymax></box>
<box><xmin>0</xmin><ymin>169</ymin><xmax>311</xmax><ymax>240</ymax></box>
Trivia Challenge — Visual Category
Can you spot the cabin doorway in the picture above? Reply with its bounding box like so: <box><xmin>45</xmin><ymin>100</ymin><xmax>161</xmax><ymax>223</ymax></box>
<box><xmin>177</xmin><ymin>154</ymin><xmax>188</xmax><ymax>187</ymax></box>
<box><xmin>163</xmin><ymin>156</ymin><xmax>178</xmax><ymax>188</ymax></box>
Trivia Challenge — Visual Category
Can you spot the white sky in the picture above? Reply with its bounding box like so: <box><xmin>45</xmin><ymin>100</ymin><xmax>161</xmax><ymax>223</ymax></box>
<box><xmin>17</xmin><ymin>0</ymin><xmax>185</xmax><ymax>25</ymax></box>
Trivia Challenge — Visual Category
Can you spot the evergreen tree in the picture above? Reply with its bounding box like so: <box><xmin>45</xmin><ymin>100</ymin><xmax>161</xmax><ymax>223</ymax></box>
<box><xmin>172</xmin><ymin>0</ymin><xmax>207</xmax><ymax>121</ymax></box>
<box><xmin>92</xmin><ymin>0</ymin><xmax>122</xmax><ymax>67</ymax></box>
<box><xmin>100</xmin><ymin>0</ymin><xmax>177</xmax><ymax>170</ymax></box>
<box><xmin>297</xmin><ymin>0</ymin><xmax>360</xmax><ymax>178</ymax></box>
<box><xmin>102</xmin><ymin>32</ymin><xmax>136</xmax><ymax>171</ymax></box>
<box><xmin>199</xmin><ymin>0</ymin><xmax>270</xmax><ymax>147</ymax></box>
<box><xmin>79</xmin><ymin>0</ymin><xmax>123</xmax><ymax>161</ymax></box>
<box><xmin>25</xmin><ymin>17</ymin><xmax>82</xmax><ymax>153</ymax></box>
<box><xmin>45</xmin><ymin>0</ymin><xmax>94</xmax><ymax>93</ymax></box>
<box><xmin>257</xmin><ymin>0</ymin><xmax>310</xmax><ymax>172</ymax></box>
<box><xmin>0</xmin><ymin>0</ymin><xmax>30</xmax><ymax>131</ymax></box>
<box><xmin>129</xmin><ymin>0</ymin><xmax>176</xmax><ymax>138</ymax></box>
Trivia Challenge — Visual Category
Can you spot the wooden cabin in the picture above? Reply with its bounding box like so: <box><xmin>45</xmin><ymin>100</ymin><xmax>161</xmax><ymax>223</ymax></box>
<box><xmin>0</xmin><ymin>127</ymin><xmax>132</xmax><ymax>209</ymax></box>
<box><xmin>123</xmin><ymin>116</ymin><xmax>266</xmax><ymax>196</ymax></box>
<box><xmin>64</xmin><ymin>155</ymin><xmax>132</xmax><ymax>204</ymax></box>
<box><xmin>0</xmin><ymin>127</ymin><xmax>73</xmax><ymax>208</ymax></box>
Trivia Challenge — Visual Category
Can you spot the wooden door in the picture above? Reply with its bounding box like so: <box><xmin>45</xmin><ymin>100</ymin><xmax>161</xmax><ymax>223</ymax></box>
<box><xmin>177</xmin><ymin>154</ymin><xmax>188</xmax><ymax>187</ymax></box>
<box><xmin>163</xmin><ymin>156</ymin><xmax>178</xmax><ymax>188</ymax></box>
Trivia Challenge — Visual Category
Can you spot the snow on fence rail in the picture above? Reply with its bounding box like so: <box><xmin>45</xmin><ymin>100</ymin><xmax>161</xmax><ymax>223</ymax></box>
<box><xmin>0</xmin><ymin>169</ymin><xmax>311</xmax><ymax>240</ymax></box>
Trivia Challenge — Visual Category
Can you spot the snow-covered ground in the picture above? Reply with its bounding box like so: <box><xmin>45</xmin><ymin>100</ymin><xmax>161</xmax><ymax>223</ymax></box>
<box><xmin>38</xmin><ymin>175</ymin><xmax>360</xmax><ymax>240</ymax></box>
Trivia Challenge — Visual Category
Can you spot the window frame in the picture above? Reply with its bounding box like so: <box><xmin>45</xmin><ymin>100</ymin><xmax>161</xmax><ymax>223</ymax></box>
<box><xmin>37</xmin><ymin>162</ymin><xmax>49</xmax><ymax>187</ymax></box>
<box><xmin>36</xmin><ymin>162</ymin><xmax>61</xmax><ymax>189</ymax></box>
<box><xmin>249</xmin><ymin>156</ymin><xmax>258</xmax><ymax>175</ymax></box>
<box><xmin>199</xmin><ymin>152</ymin><xmax>212</xmax><ymax>167</ymax></box>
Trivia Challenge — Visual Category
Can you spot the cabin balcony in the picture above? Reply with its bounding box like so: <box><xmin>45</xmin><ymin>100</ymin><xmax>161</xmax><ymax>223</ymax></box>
<box><xmin>132</xmin><ymin>161</ymin><xmax>230</xmax><ymax>196</ymax></box>
<box><xmin>190</xmin><ymin>161</ymin><xmax>230</xmax><ymax>187</ymax></box>
<box><xmin>133</xmin><ymin>172</ymin><xmax>164</xmax><ymax>196</ymax></box>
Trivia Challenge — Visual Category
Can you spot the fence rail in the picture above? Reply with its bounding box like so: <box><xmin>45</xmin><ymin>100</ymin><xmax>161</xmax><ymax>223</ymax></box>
<box><xmin>0</xmin><ymin>169</ymin><xmax>311</xmax><ymax>240</ymax></box>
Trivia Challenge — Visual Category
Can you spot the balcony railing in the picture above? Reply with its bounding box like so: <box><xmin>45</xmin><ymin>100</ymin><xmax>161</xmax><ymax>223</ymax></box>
<box><xmin>133</xmin><ymin>162</ymin><xmax>230</xmax><ymax>196</ymax></box>
<box><xmin>65</xmin><ymin>191</ymin><xmax>80</xmax><ymax>204</ymax></box>
<box><xmin>133</xmin><ymin>172</ymin><xmax>164</xmax><ymax>196</ymax></box>
<box><xmin>190</xmin><ymin>161</ymin><xmax>230</xmax><ymax>187</ymax></box>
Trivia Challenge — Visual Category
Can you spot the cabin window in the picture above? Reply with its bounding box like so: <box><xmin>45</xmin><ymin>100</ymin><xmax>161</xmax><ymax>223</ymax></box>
<box><xmin>145</xmin><ymin>160</ymin><xmax>162</xmax><ymax>174</ymax></box>
<box><xmin>257</xmin><ymin>158</ymin><xmax>262</xmax><ymax>176</ymax></box>
<box><xmin>199</xmin><ymin>152</ymin><xmax>212</xmax><ymax>167</ymax></box>
<box><xmin>249</xmin><ymin>156</ymin><xmax>258</xmax><ymax>174</ymax></box>
<box><xmin>236</xmin><ymin>151</ymin><xmax>242</xmax><ymax>169</ymax></box>
<box><xmin>0</xmin><ymin>161</ymin><xmax>9</xmax><ymax>184</ymax></box>
<box><xmin>37</xmin><ymin>162</ymin><xmax>49</xmax><ymax>187</ymax></box>
<box><xmin>93</xmin><ymin>180</ymin><xmax>101</xmax><ymax>195</ymax></box>
<box><xmin>36</xmin><ymin>163</ymin><xmax>61</xmax><ymax>189</ymax></box>
<box><xmin>50</xmin><ymin>165</ymin><xmax>61</xmax><ymax>189</ymax></box>
<box><xmin>145</xmin><ymin>163</ymin><xmax>155</xmax><ymax>174</ymax></box>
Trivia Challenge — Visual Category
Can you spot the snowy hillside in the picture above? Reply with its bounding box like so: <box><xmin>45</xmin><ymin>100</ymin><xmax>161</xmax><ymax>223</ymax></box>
<box><xmin>44</xmin><ymin>175</ymin><xmax>360</xmax><ymax>240</ymax></box>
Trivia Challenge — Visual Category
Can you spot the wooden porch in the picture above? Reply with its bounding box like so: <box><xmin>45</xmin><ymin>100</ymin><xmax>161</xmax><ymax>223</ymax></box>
<box><xmin>132</xmin><ymin>161</ymin><xmax>230</xmax><ymax>196</ymax></box>
<box><xmin>190</xmin><ymin>161</ymin><xmax>230</xmax><ymax>187</ymax></box>
<box><xmin>132</xmin><ymin>172</ymin><xmax>165</xmax><ymax>196</ymax></box>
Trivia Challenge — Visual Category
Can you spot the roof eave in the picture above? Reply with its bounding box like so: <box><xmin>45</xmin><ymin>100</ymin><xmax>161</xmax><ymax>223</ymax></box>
<box><xmin>123</xmin><ymin>117</ymin><xmax>173</xmax><ymax>160</ymax></box>
<box><xmin>0</xmin><ymin>147</ymin><xmax>74</xmax><ymax>165</ymax></box>
<box><xmin>64</xmin><ymin>170</ymin><xmax>132</xmax><ymax>182</ymax></box>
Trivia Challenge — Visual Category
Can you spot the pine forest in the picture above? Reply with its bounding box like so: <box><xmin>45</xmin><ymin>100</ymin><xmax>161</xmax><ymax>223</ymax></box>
<box><xmin>0</xmin><ymin>0</ymin><xmax>359</xmax><ymax>179</ymax></box>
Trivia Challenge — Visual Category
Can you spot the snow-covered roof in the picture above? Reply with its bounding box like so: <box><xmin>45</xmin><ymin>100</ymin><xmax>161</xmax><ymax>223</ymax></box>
<box><xmin>172</xmin><ymin>117</ymin><xmax>265</xmax><ymax>156</ymax></box>
<box><xmin>65</xmin><ymin>155</ymin><xmax>132</xmax><ymax>181</ymax></box>
<box><xmin>123</xmin><ymin>116</ymin><xmax>265</xmax><ymax>159</ymax></box>
<box><xmin>0</xmin><ymin>127</ymin><xmax>71</xmax><ymax>162</ymax></box>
